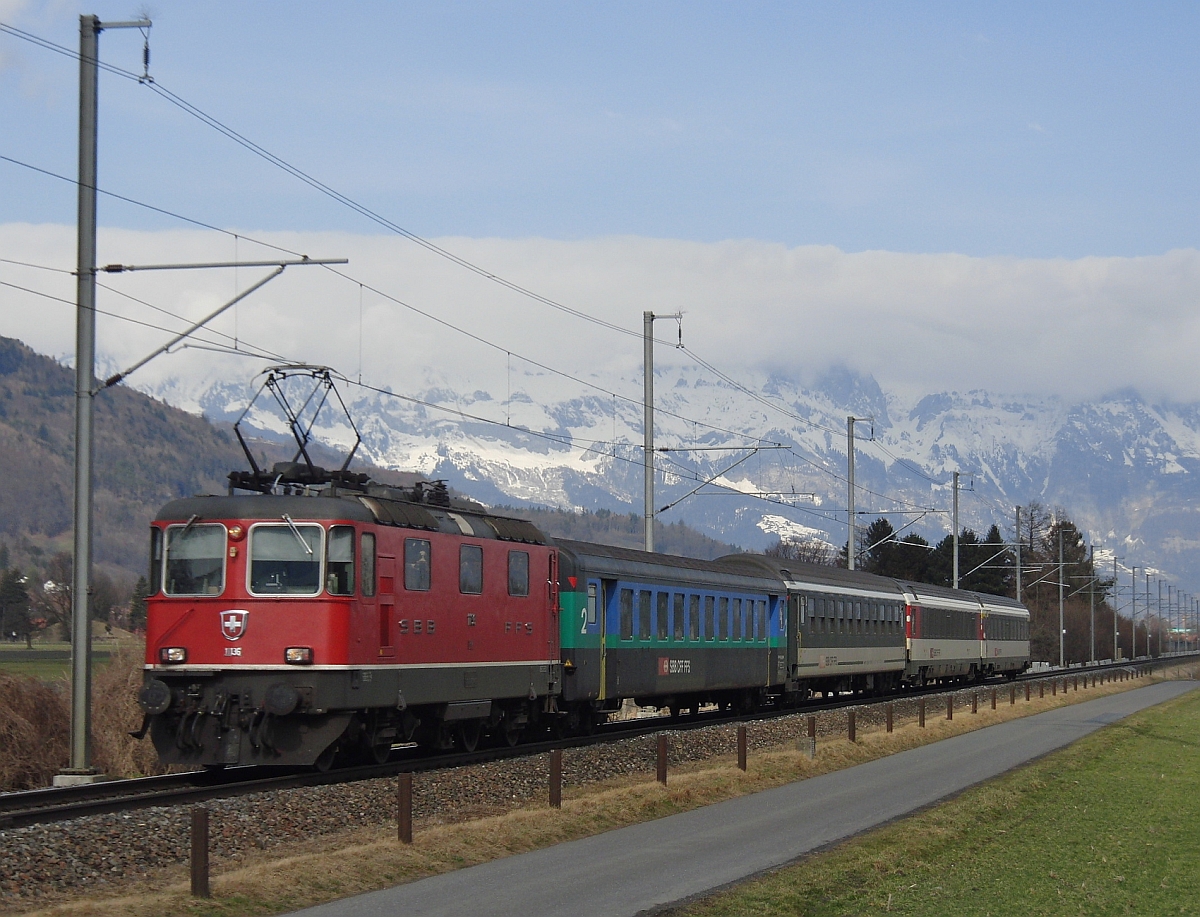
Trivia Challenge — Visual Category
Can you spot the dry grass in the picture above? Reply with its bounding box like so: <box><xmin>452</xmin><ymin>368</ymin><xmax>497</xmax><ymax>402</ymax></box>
<box><xmin>89</xmin><ymin>644</ymin><xmax>165</xmax><ymax>780</ymax></box>
<box><xmin>6</xmin><ymin>663</ymin><xmax>1191</xmax><ymax>917</ymax></box>
<box><xmin>0</xmin><ymin>642</ymin><xmax>163</xmax><ymax>790</ymax></box>
<box><xmin>0</xmin><ymin>675</ymin><xmax>69</xmax><ymax>790</ymax></box>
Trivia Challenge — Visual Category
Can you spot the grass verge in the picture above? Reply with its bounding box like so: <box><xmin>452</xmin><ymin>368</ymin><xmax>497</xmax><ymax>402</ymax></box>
<box><xmin>7</xmin><ymin>666</ymin><xmax>1194</xmax><ymax>917</ymax></box>
<box><xmin>674</xmin><ymin>682</ymin><xmax>1200</xmax><ymax>916</ymax></box>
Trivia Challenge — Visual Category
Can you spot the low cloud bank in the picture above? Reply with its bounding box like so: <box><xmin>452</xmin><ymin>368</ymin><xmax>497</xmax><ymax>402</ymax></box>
<box><xmin>2</xmin><ymin>223</ymin><xmax>1197</xmax><ymax>407</ymax></box>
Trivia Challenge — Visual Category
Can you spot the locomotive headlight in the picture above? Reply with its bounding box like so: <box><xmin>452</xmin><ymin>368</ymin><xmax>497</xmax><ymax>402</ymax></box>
<box><xmin>228</xmin><ymin>525</ymin><xmax>245</xmax><ymax>541</ymax></box>
<box><xmin>159</xmin><ymin>646</ymin><xmax>187</xmax><ymax>664</ymax></box>
<box><xmin>285</xmin><ymin>646</ymin><xmax>313</xmax><ymax>665</ymax></box>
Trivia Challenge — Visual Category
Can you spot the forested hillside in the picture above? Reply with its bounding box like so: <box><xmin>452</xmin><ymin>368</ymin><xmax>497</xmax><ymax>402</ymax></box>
<box><xmin>0</xmin><ymin>337</ymin><xmax>243</xmax><ymax>580</ymax></box>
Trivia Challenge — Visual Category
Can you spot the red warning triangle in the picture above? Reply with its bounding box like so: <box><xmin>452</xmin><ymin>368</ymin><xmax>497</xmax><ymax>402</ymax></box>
<box><xmin>568</xmin><ymin>576</ymin><xmax>578</xmax><ymax>588</ymax></box>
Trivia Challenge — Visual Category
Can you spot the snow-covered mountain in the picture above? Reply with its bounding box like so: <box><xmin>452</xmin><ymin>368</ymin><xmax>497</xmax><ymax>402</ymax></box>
<box><xmin>151</xmin><ymin>364</ymin><xmax>1200</xmax><ymax>591</ymax></box>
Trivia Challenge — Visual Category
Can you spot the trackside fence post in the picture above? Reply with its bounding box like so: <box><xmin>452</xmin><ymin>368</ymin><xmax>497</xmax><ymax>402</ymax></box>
<box><xmin>919</xmin><ymin>698</ymin><xmax>926</xmax><ymax>728</ymax></box>
<box><xmin>947</xmin><ymin>696</ymin><xmax>953</xmax><ymax>721</ymax></box>
<box><xmin>190</xmin><ymin>806</ymin><xmax>210</xmax><ymax>898</ymax></box>
<box><xmin>847</xmin><ymin>711</ymin><xmax>856</xmax><ymax>743</ymax></box>
<box><xmin>800</xmin><ymin>716</ymin><xmax>817</xmax><ymax>758</ymax></box>
<box><xmin>1010</xmin><ymin>685</ymin><xmax>1015</xmax><ymax>705</ymax></box>
<box><xmin>971</xmin><ymin>692</ymin><xmax>978</xmax><ymax>714</ymax></box>
<box><xmin>1026</xmin><ymin>683</ymin><xmax>1031</xmax><ymax>701</ymax></box>
<box><xmin>737</xmin><ymin>725</ymin><xmax>747</xmax><ymax>771</ymax></box>
<box><xmin>397</xmin><ymin>773</ymin><xmax>413</xmax><ymax>844</ymax></box>
<box><xmin>1052</xmin><ymin>680</ymin><xmax>1057</xmax><ymax>696</ymax></box>
<box><xmin>549</xmin><ymin>748</ymin><xmax>562</xmax><ymax>808</ymax></box>
<box><xmin>886</xmin><ymin>703</ymin><xmax>894</xmax><ymax>733</ymax></box>
<box><xmin>1040</xmin><ymin>682</ymin><xmax>1045</xmax><ymax>699</ymax></box>
<box><xmin>991</xmin><ymin>689</ymin><xmax>997</xmax><ymax>710</ymax></box>
<box><xmin>657</xmin><ymin>734</ymin><xmax>668</xmax><ymax>785</ymax></box>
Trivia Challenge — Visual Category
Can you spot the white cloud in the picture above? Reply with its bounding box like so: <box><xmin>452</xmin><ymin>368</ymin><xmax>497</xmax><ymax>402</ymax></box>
<box><xmin>2</xmin><ymin>223</ymin><xmax>1199</xmax><ymax>410</ymax></box>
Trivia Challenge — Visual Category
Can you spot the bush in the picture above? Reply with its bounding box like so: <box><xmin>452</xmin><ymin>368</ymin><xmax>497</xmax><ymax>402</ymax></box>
<box><xmin>0</xmin><ymin>641</ymin><xmax>165</xmax><ymax>790</ymax></box>
<box><xmin>91</xmin><ymin>642</ymin><xmax>165</xmax><ymax>779</ymax></box>
<box><xmin>0</xmin><ymin>674</ymin><xmax>69</xmax><ymax>790</ymax></box>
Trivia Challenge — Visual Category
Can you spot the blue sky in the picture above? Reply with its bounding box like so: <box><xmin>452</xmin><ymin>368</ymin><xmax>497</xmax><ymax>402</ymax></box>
<box><xmin>2</xmin><ymin>1</ymin><xmax>1198</xmax><ymax>258</ymax></box>
<box><xmin>3</xmin><ymin>1</ymin><xmax>1200</xmax><ymax>409</ymax></box>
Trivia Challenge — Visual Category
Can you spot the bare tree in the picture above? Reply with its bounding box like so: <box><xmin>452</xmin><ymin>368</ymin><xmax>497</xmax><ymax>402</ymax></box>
<box><xmin>765</xmin><ymin>538</ymin><xmax>836</xmax><ymax>566</ymax></box>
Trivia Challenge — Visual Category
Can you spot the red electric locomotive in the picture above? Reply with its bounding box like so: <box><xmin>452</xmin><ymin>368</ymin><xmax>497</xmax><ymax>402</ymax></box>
<box><xmin>139</xmin><ymin>467</ymin><xmax>561</xmax><ymax>768</ymax></box>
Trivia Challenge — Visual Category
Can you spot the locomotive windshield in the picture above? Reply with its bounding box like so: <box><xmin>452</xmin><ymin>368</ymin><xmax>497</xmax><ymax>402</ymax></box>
<box><xmin>249</xmin><ymin>523</ymin><xmax>323</xmax><ymax>595</ymax></box>
<box><xmin>164</xmin><ymin>524</ymin><xmax>226</xmax><ymax>596</ymax></box>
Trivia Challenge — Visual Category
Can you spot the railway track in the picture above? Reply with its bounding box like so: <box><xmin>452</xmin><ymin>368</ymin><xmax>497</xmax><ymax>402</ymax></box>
<box><xmin>3</xmin><ymin>652</ymin><xmax>1192</xmax><ymax>831</ymax></box>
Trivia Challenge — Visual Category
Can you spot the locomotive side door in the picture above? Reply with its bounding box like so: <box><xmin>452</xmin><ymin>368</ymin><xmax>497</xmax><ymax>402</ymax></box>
<box><xmin>377</xmin><ymin>553</ymin><xmax>396</xmax><ymax>658</ymax></box>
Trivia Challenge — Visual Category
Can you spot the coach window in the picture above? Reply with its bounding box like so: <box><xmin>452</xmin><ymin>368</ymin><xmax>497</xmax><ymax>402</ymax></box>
<box><xmin>673</xmin><ymin>594</ymin><xmax>685</xmax><ymax>641</ymax></box>
<box><xmin>656</xmin><ymin>592</ymin><xmax>669</xmax><ymax>640</ymax></box>
<box><xmin>327</xmin><ymin>526</ymin><xmax>355</xmax><ymax>595</ymax></box>
<box><xmin>620</xmin><ymin>588</ymin><xmax>634</xmax><ymax>640</ymax></box>
<box><xmin>404</xmin><ymin>539</ymin><xmax>431</xmax><ymax>591</ymax></box>
<box><xmin>689</xmin><ymin>595</ymin><xmax>701</xmax><ymax>641</ymax></box>
<box><xmin>249</xmin><ymin>523</ymin><xmax>322</xmax><ymax>595</ymax></box>
<box><xmin>639</xmin><ymin>591</ymin><xmax>652</xmax><ymax>640</ymax></box>
<box><xmin>718</xmin><ymin>597</ymin><xmax>729</xmax><ymax>640</ymax></box>
<box><xmin>508</xmin><ymin>550</ymin><xmax>530</xmax><ymax>597</ymax></box>
<box><xmin>704</xmin><ymin>596</ymin><xmax>715</xmax><ymax>641</ymax></box>
<box><xmin>758</xmin><ymin>600</ymin><xmax>767</xmax><ymax>641</ymax></box>
<box><xmin>459</xmin><ymin>544</ymin><xmax>483</xmax><ymax>595</ymax></box>
<box><xmin>361</xmin><ymin>533</ymin><xmax>376</xmax><ymax>596</ymax></box>
<box><xmin>732</xmin><ymin>598</ymin><xmax>743</xmax><ymax>641</ymax></box>
<box><xmin>165</xmin><ymin>523</ymin><xmax>226</xmax><ymax>596</ymax></box>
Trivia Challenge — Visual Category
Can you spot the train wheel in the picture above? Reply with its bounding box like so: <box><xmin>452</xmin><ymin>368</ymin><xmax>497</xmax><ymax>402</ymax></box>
<box><xmin>368</xmin><ymin>739</ymin><xmax>392</xmax><ymax>765</ymax></box>
<box><xmin>314</xmin><ymin>742</ymin><xmax>338</xmax><ymax>773</ymax></box>
<box><xmin>458</xmin><ymin>719</ymin><xmax>482</xmax><ymax>753</ymax></box>
<box><xmin>502</xmin><ymin>718</ymin><xmax>522</xmax><ymax>747</ymax></box>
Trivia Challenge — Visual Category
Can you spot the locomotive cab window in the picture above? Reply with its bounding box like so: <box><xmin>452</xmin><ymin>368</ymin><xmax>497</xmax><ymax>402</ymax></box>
<box><xmin>459</xmin><ymin>544</ymin><xmax>483</xmax><ymax>595</ymax></box>
<box><xmin>248</xmin><ymin>523</ymin><xmax>322</xmax><ymax>595</ymax></box>
<box><xmin>148</xmin><ymin>527</ymin><xmax>163</xmax><ymax>595</ymax></box>
<box><xmin>508</xmin><ymin>550</ymin><xmax>530</xmax><ymax>597</ymax></box>
<box><xmin>405</xmin><ymin>539</ymin><xmax>431</xmax><ymax>591</ymax></box>
<box><xmin>326</xmin><ymin>526</ymin><xmax>355</xmax><ymax>596</ymax></box>
<box><xmin>165</xmin><ymin>523</ymin><xmax>226</xmax><ymax>596</ymax></box>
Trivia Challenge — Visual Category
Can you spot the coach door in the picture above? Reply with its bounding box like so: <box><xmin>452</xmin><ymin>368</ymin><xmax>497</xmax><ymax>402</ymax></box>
<box><xmin>786</xmin><ymin>593</ymin><xmax>801</xmax><ymax>682</ymax></box>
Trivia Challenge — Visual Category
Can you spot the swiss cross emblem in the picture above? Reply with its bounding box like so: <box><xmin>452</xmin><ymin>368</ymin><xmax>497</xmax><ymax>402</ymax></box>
<box><xmin>220</xmin><ymin>610</ymin><xmax>248</xmax><ymax>641</ymax></box>
<box><xmin>658</xmin><ymin>656</ymin><xmax>670</xmax><ymax>676</ymax></box>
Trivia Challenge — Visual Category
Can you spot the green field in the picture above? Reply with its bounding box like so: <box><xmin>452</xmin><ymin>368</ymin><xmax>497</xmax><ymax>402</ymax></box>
<box><xmin>676</xmin><ymin>685</ymin><xmax>1200</xmax><ymax>916</ymax></box>
<box><xmin>0</xmin><ymin>641</ymin><xmax>115</xmax><ymax>680</ymax></box>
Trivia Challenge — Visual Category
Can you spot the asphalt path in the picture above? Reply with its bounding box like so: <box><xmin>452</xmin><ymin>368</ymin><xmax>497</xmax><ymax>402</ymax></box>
<box><xmin>290</xmin><ymin>680</ymin><xmax>1197</xmax><ymax>917</ymax></box>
